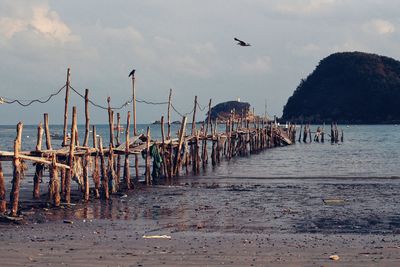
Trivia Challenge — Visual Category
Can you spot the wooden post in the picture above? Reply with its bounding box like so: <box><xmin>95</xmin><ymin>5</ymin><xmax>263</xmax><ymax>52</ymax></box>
<box><xmin>174</xmin><ymin>116</ymin><xmax>187</xmax><ymax>176</ymax></box>
<box><xmin>107</xmin><ymin>97</ymin><xmax>114</xmax><ymax>146</ymax></box>
<box><xmin>99</xmin><ymin>136</ymin><xmax>109</xmax><ymax>199</ymax></box>
<box><xmin>167</xmin><ymin>89</ymin><xmax>172</xmax><ymax>139</ymax></box>
<box><xmin>108</xmin><ymin>145</ymin><xmax>117</xmax><ymax>193</ymax></box>
<box><xmin>160</xmin><ymin>116</ymin><xmax>167</xmax><ymax>177</ymax></box>
<box><xmin>115</xmin><ymin>112</ymin><xmax>121</xmax><ymax>188</ymax></box>
<box><xmin>145</xmin><ymin>127</ymin><xmax>151</xmax><ymax>185</ymax></box>
<box><xmin>83</xmin><ymin>89</ymin><xmax>90</xmax><ymax>147</ymax></box>
<box><xmin>44</xmin><ymin>113</ymin><xmax>52</xmax><ymax>150</ymax></box>
<box><xmin>92</xmin><ymin>126</ymin><xmax>100</xmax><ymax>198</ymax></box>
<box><xmin>131</xmin><ymin>71</ymin><xmax>137</xmax><ymax>136</ymax></box>
<box><xmin>10</xmin><ymin>122</ymin><xmax>23</xmax><ymax>216</ymax></box>
<box><xmin>191</xmin><ymin>96</ymin><xmax>197</xmax><ymax>135</ymax></box>
<box><xmin>202</xmin><ymin>99</ymin><xmax>212</xmax><ymax>167</ymax></box>
<box><xmin>65</xmin><ymin>107</ymin><xmax>77</xmax><ymax>204</ymax></box>
<box><xmin>83</xmin><ymin>151</ymin><xmax>90</xmax><ymax>201</ymax></box>
<box><xmin>50</xmin><ymin>154</ymin><xmax>61</xmax><ymax>206</ymax></box>
<box><xmin>33</xmin><ymin>122</ymin><xmax>44</xmax><ymax>199</ymax></box>
<box><xmin>0</xmin><ymin>149</ymin><xmax>5</xmax><ymax>213</ymax></box>
<box><xmin>124</xmin><ymin>112</ymin><xmax>131</xmax><ymax>189</ymax></box>
<box><xmin>62</xmin><ymin>68</ymin><xmax>71</xmax><ymax>147</ymax></box>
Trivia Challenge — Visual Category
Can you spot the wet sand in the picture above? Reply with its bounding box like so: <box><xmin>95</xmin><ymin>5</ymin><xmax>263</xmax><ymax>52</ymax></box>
<box><xmin>1</xmin><ymin>178</ymin><xmax>400</xmax><ymax>266</ymax></box>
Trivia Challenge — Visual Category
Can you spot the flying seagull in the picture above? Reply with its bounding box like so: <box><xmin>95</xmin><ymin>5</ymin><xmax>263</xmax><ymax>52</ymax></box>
<box><xmin>128</xmin><ymin>69</ymin><xmax>136</xmax><ymax>77</ymax></box>
<box><xmin>234</xmin><ymin>37</ymin><xmax>251</xmax><ymax>47</ymax></box>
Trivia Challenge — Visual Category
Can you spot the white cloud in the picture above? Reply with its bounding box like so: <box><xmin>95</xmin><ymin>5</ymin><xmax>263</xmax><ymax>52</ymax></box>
<box><xmin>363</xmin><ymin>19</ymin><xmax>395</xmax><ymax>35</ymax></box>
<box><xmin>276</xmin><ymin>0</ymin><xmax>338</xmax><ymax>15</ymax></box>
<box><xmin>240</xmin><ymin>56</ymin><xmax>272</xmax><ymax>74</ymax></box>
<box><xmin>0</xmin><ymin>3</ymin><xmax>79</xmax><ymax>44</ymax></box>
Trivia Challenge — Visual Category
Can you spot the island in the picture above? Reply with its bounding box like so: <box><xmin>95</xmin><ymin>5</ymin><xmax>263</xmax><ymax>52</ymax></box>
<box><xmin>281</xmin><ymin>51</ymin><xmax>400</xmax><ymax>124</ymax></box>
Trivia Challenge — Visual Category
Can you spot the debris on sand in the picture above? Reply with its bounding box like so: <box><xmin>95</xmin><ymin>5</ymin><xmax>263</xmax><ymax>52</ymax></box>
<box><xmin>329</xmin><ymin>254</ymin><xmax>340</xmax><ymax>260</ymax></box>
<box><xmin>142</xmin><ymin>235</ymin><xmax>171</xmax><ymax>239</ymax></box>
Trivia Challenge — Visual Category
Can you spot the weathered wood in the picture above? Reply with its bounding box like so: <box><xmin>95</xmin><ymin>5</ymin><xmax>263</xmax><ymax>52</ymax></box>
<box><xmin>99</xmin><ymin>136</ymin><xmax>109</xmax><ymax>199</ymax></box>
<box><xmin>10</xmin><ymin>122</ymin><xmax>23</xmax><ymax>216</ymax></box>
<box><xmin>107</xmin><ymin>97</ymin><xmax>114</xmax><ymax>147</ymax></box>
<box><xmin>33</xmin><ymin>122</ymin><xmax>44</xmax><ymax>199</ymax></box>
<box><xmin>83</xmin><ymin>151</ymin><xmax>90</xmax><ymax>201</ymax></box>
<box><xmin>145</xmin><ymin>127</ymin><xmax>151</xmax><ymax>185</ymax></box>
<box><xmin>174</xmin><ymin>116</ymin><xmax>187</xmax><ymax>176</ymax></box>
<box><xmin>115</xmin><ymin>112</ymin><xmax>122</xmax><ymax>188</ymax></box>
<box><xmin>44</xmin><ymin>113</ymin><xmax>52</xmax><ymax>150</ymax></box>
<box><xmin>50</xmin><ymin>154</ymin><xmax>60</xmax><ymax>206</ymax></box>
<box><xmin>167</xmin><ymin>89</ymin><xmax>172</xmax><ymax>140</ymax></box>
<box><xmin>62</xmin><ymin>68</ymin><xmax>71</xmax><ymax>147</ymax></box>
<box><xmin>124</xmin><ymin>112</ymin><xmax>131</xmax><ymax>189</ymax></box>
<box><xmin>65</xmin><ymin>107</ymin><xmax>77</xmax><ymax>204</ymax></box>
<box><xmin>36</xmin><ymin>122</ymin><xmax>44</xmax><ymax>151</ymax></box>
<box><xmin>92</xmin><ymin>126</ymin><xmax>100</xmax><ymax>198</ymax></box>
<box><xmin>0</xmin><ymin>153</ymin><xmax>5</xmax><ymax>213</ymax></box>
<box><xmin>83</xmin><ymin>88</ymin><xmax>90</xmax><ymax>147</ymax></box>
<box><xmin>160</xmin><ymin>116</ymin><xmax>167</xmax><ymax>178</ymax></box>
<box><xmin>202</xmin><ymin>99</ymin><xmax>212</xmax><ymax>167</ymax></box>
<box><xmin>191</xmin><ymin>96</ymin><xmax>197</xmax><ymax>135</ymax></box>
<box><xmin>131</xmin><ymin>71</ymin><xmax>137</xmax><ymax>135</ymax></box>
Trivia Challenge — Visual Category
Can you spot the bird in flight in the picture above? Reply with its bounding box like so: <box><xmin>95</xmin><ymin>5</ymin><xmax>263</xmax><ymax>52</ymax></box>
<box><xmin>234</xmin><ymin>37</ymin><xmax>251</xmax><ymax>47</ymax></box>
<box><xmin>128</xmin><ymin>69</ymin><xmax>136</xmax><ymax>77</ymax></box>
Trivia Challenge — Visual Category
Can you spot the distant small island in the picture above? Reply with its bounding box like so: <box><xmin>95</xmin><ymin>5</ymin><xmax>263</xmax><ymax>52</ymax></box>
<box><xmin>208</xmin><ymin>101</ymin><xmax>251</xmax><ymax>121</ymax></box>
<box><xmin>281</xmin><ymin>51</ymin><xmax>400</xmax><ymax>124</ymax></box>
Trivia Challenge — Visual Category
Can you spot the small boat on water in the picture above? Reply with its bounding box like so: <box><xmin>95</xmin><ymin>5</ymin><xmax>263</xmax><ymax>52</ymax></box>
<box><xmin>50</xmin><ymin>133</ymin><xmax>70</xmax><ymax>141</ymax></box>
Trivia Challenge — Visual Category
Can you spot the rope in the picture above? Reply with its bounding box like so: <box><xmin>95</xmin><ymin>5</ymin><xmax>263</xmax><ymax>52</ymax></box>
<box><xmin>1</xmin><ymin>85</ymin><xmax>66</xmax><ymax>106</ymax></box>
<box><xmin>171</xmin><ymin>103</ymin><xmax>195</xmax><ymax>117</ymax></box>
<box><xmin>1</xmin><ymin>83</ymin><xmax>198</xmax><ymax>119</ymax></box>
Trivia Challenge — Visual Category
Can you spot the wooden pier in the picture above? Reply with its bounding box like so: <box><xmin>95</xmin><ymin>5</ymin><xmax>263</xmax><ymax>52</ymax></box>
<box><xmin>0</xmin><ymin>68</ymin><xmax>339</xmax><ymax>217</ymax></box>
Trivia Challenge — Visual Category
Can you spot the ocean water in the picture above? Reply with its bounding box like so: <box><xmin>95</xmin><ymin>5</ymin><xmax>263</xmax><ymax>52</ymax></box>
<box><xmin>0</xmin><ymin>124</ymin><xmax>399</xmax><ymax>179</ymax></box>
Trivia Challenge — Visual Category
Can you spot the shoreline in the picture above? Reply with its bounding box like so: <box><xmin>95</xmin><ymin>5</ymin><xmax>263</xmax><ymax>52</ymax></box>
<box><xmin>1</xmin><ymin>178</ymin><xmax>400</xmax><ymax>266</ymax></box>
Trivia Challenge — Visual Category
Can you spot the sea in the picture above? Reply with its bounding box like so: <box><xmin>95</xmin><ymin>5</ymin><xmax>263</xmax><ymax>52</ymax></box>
<box><xmin>1</xmin><ymin>124</ymin><xmax>399</xmax><ymax>180</ymax></box>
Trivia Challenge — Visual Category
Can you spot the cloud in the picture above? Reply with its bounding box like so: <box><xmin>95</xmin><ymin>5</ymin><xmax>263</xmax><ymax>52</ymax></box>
<box><xmin>276</xmin><ymin>0</ymin><xmax>338</xmax><ymax>15</ymax></box>
<box><xmin>0</xmin><ymin>3</ymin><xmax>79</xmax><ymax>44</ymax></box>
<box><xmin>240</xmin><ymin>56</ymin><xmax>272</xmax><ymax>74</ymax></box>
<box><xmin>363</xmin><ymin>19</ymin><xmax>395</xmax><ymax>35</ymax></box>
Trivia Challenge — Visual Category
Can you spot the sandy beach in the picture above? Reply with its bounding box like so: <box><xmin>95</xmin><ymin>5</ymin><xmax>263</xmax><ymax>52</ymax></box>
<box><xmin>1</xmin><ymin>178</ymin><xmax>400</xmax><ymax>266</ymax></box>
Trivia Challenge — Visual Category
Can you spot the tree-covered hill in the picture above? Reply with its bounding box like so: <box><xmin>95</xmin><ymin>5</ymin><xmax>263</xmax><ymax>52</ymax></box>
<box><xmin>282</xmin><ymin>52</ymin><xmax>400</xmax><ymax>124</ymax></box>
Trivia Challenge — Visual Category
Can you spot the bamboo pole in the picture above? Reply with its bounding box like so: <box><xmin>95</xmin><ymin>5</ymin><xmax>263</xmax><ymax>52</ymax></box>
<box><xmin>145</xmin><ymin>127</ymin><xmax>151</xmax><ymax>185</ymax></box>
<box><xmin>124</xmin><ymin>112</ymin><xmax>131</xmax><ymax>189</ymax></box>
<box><xmin>83</xmin><ymin>89</ymin><xmax>90</xmax><ymax>147</ymax></box>
<box><xmin>65</xmin><ymin>107</ymin><xmax>77</xmax><ymax>204</ymax></box>
<box><xmin>33</xmin><ymin>122</ymin><xmax>44</xmax><ymax>199</ymax></box>
<box><xmin>174</xmin><ymin>116</ymin><xmax>187</xmax><ymax>176</ymax></box>
<box><xmin>92</xmin><ymin>126</ymin><xmax>100</xmax><ymax>198</ymax></box>
<box><xmin>10</xmin><ymin>122</ymin><xmax>23</xmax><ymax>216</ymax></box>
<box><xmin>62</xmin><ymin>68</ymin><xmax>70</xmax><ymax>147</ymax></box>
<box><xmin>99</xmin><ymin>136</ymin><xmax>109</xmax><ymax>199</ymax></box>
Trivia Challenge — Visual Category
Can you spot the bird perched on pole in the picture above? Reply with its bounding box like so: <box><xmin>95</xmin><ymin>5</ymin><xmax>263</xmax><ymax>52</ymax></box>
<box><xmin>128</xmin><ymin>69</ymin><xmax>136</xmax><ymax>77</ymax></box>
<box><xmin>234</xmin><ymin>37</ymin><xmax>251</xmax><ymax>47</ymax></box>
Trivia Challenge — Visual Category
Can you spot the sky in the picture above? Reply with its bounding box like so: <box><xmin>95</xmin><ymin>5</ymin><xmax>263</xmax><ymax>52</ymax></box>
<box><xmin>0</xmin><ymin>0</ymin><xmax>399</xmax><ymax>125</ymax></box>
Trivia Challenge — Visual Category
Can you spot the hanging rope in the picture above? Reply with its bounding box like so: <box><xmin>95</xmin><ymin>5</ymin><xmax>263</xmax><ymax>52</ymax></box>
<box><xmin>1</xmin><ymin>85</ymin><xmax>66</xmax><ymax>106</ymax></box>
